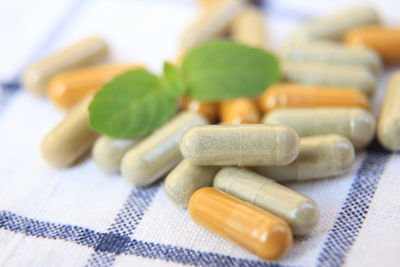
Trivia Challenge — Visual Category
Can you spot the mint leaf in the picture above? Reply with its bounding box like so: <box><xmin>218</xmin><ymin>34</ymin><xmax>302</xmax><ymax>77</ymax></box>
<box><xmin>89</xmin><ymin>69</ymin><xmax>178</xmax><ymax>138</ymax></box>
<box><xmin>162</xmin><ymin>61</ymin><xmax>186</xmax><ymax>98</ymax></box>
<box><xmin>181</xmin><ymin>40</ymin><xmax>280</xmax><ymax>101</ymax></box>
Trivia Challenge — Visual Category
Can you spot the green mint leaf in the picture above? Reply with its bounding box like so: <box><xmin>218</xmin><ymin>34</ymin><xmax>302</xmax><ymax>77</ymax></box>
<box><xmin>89</xmin><ymin>69</ymin><xmax>178</xmax><ymax>138</ymax></box>
<box><xmin>181</xmin><ymin>40</ymin><xmax>280</xmax><ymax>101</ymax></box>
<box><xmin>162</xmin><ymin>61</ymin><xmax>186</xmax><ymax>98</ymax></box>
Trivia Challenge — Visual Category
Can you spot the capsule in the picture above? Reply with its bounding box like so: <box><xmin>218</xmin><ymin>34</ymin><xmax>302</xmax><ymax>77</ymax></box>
<box><xmin>345</xmin><ymin>26</ymin><xmax>400</xmax><ymax>64</ymax></box>
<box><xmin>253</xmin><ymin>134</ymin><xmax>355</xmax><ymax>182</ymax></box>
<box><xmin>181</xmin><ymin>0</ymin><xmax>245</xmax><ymax>51</ymax></box>
<box><xmin>230</xmin><ymin>6</ymin><xmax>266</xmax><ymax>49</ymax></box>
<box><xmin>214</xmin><ymin>167</ymin><xmax>319</xmax><ymax>235</ymax></box>
<box><xmin>48</xmin><ymin>64</ymin><xmax>142</xmax><ymax>108</ymax></box>
<box><xmin>121</xmin><ymin>112</ymin><xmax>207</xmax><ymax>186</ymax></box>
<box><xmin>180</xmin><ymin>124</ymin><xmax>299</xmax><ymax>166</ymax></box>
<box><xmin>282</xmin><ymin>60</ymin><xmax>377</xmax><ymax>96</ymax></box>
<box><xmin>165</xmin><ymin>159</ymin><xmax>219</xmax><ymax>208</ymax></box>
<box><xmin>181</xmin><ymin>95</ymin><xmax>219</xmax><ymax>122</ymax></box>
<box><xmin>92</xmin><ymin>135</ymin><xmax>143</xmax><ymax>173</ymax></box>
<box><xmin>377</xmin><ymin>71</ymin><xmax>400</xmax><ymax>151</ymax></box>
<box><xmin>291</xmin><ymin>6</ymin><xmax>380</xmax><ymax>41</ymax></box>
<box><xmin>41</xmin><ymin>94</ymin><xmax>98</xmax><ymax>168</ymax></box>
<box><xmin>280</xmin><ymin>40</ymin><xmax>381</xmax><ymax>73</ymax></box>
<box><xmin>263</xmin><ymin>108</ymin><xmax>375</xmax><ymax>149</ymax></box>
<box><xmin>220</xmin><ymin>98</ymin><xmax>260</xmax><ymax>124</ymax></box>
<box><xmin>258</xmin><ymin>84</ymin><xmax>370</xmax><ymax>113</ymax></box>
<box><xmin>23</xmin><ymin>36</ymin><xmax>109</xmax><ymax>95</ymax></box>
<box><xmin>189</xmin><ymin>187</ymin><xmax>292</xmax><ymax>260</ymax></box>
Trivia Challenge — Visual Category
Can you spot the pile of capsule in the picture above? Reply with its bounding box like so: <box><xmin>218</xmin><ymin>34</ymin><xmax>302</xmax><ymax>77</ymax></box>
<box><xmin>23</xmin><ymin>0</ymin><xmax>400</xmax><ymax>262</ymax></box>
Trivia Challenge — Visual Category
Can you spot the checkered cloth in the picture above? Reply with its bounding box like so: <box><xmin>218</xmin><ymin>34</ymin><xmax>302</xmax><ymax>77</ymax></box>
<box><xmin>1</xmin><ymin>0</ymin><xmax>399</xmax><ymax>266</ymax></box>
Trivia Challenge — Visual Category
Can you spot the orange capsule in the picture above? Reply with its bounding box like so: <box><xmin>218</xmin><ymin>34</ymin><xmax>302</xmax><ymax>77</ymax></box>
<box><xmin>345</xmin><ymin>26</ymin><xmax>400</xmax><ymax>64</ymax></box>
<box><xmin>220</xmin><ymin>98</ymin><xmax>260</xmax><ymax>124</ymax></box>
<box><xmin>189</xmin><ymin>187</ymin><xmax>292</xmax><ymax>260</ymax></box>
<box><xmin>181</xmin><ymin>95</ymin><xmax>219</xmax><ymax>122</ymax></box>
<box><xmin>48</xmin><ymin>64</ymin><xmax>142</xmax><ymax>108</ymax></box>
<box><xmin>259</xmin><ymin>84</ymin><xmax>370</xmax><ymax>113</ymax></box>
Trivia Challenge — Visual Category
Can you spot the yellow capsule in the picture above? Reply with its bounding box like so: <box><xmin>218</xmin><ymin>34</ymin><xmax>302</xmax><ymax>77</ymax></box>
<box><xmin>23</xmin><ymin>36</ymin><xmax>109</xmax><ymax>95</ymax></box>
<box><xmin>189</xmin><ymin>187</ymin><xmax>292</xmax><ymax>260</ymax></box>
<box><xmin>263</xmin><ymin>108</ymin><xmax>375</xmax><ymax>149</ymax></box>
<box><xmin>181</xmin><ymin>95</ymin><xmax>219</xmax><ymax>123</ymax></box>
<box><xmin>377</xmin><ymin>71</ymin><xmax>400</xmax><ymax>151</ymax></box>
<box><xmin>345</xmin><ymin>26</ymin><xmax>400</xmax><ymax>64</ymax></box>
<box><xmin>220</xmin><ymin>98</ymin><xmax>260</xmax><ymax>124</ymax></box>
<box><xmin>48</xmin><ymin>64</ymin><xmax>142</xmax><ymax>108</ymax></box>
<box><xmin>258</xmin><ymin>84</ymin><xmax>370</xmax><ymax>113</ymax></box>
<box><xmin>230</xmin><ymin>6</ymin><xmax>266</xmax><ymax>49</ymax></box>
<box><xmin>41</xmin><ymin>94</ymin><xmax>98</xmax><ymax>168</ymax></box>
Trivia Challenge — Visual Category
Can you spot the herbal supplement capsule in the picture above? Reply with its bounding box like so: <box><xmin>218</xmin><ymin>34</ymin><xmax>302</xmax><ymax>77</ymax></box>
<box><xmin>282</xmin><ymin>60</ymin><xmax>377</xmax><ymax>96</ymax></box>
<box><xmin>220</xmin><ymin>98</ymin><xmax>260</xmax><ymax>124</ymax></box>
<box><xmin>92</xmin><ymin>135</ymin><xmax>143</xmax><ymax>173</ymax></box>
<box><xmin>23</xmin><ymin>36</ymin><xmax>109</xmax><ymax>95</ymax></box>
<box><xmin>180</xmin><ymin>124</ymin><xmax>299</xmax><ymax>166</ymax></box>
<box><xmin>181</xmin><ymin>0</ymin><xmax>245</xmax><ymax>51</ymax></box>
<box><xmin>189</xmin><ymin>187</ymin><xmax>292</xmax><ymax>260</ymax></box>
<box><xmin>377</xmin><ymin>71</ymin><xmax>400</xmax><ymax>152</ymax></box>
<box><xmin>41</xmin><ymin>95</ymin><xmax>98</xmax><ymax>168</ymax></box>
<box><xmin>214</xmin><ymin>167</ymin><xmax>319</xmax><ymax>235</ymax></box>
<box><xmin>291</xmin><ymin>6</ymin><xmax>380</xmax><ymax>41</ymax></box>
<box><xmin>182</xmin><ymin>95</ymin><xmax>219</xmax><ymax>123</ymax></box>
<box><xmin>253</xmin><ymin>134</ymin><xmax>355</xmax><ymax>182</ymax></box>
<box><xmin>258</xmin><ymin>84</ymin><xmax>370</xmax><ymax>113</ymax></box>
<box><xmin>230</xmin><ymin>6</ymin><xmax>266</xmax><ymax>49</ymax></box>
<box><xmin>263</xmin><ymin>108</ymin><xmax>375</xmax><ymax>149</ymax></box>
<box><xmin>122</xmin><ymin>112</ymin><xmax>207</xmax><ymax>186</ymax></box>
<box><xmin>345</xmin><ymin>26</ymin><xmax>400</xmax><ymax>64</ymax></box>
<box><xmin>164</xmin><ymin>159</ymin><xmax>219</xmax><ymax>208</ymax></box>
<box><xmin>280</xmin><ymin>40</ymin><xmax>381</xmax><ymax>73</ymax></box>
<box><xmin>48</xmin><ymin>64</ymin><xmax>141</xmax><ymax>108</ymax></box>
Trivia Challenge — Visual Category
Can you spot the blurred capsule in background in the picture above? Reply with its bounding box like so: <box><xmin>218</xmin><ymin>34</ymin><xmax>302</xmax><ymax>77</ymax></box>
<box><xmin>181</xmin><ymin>95</ymin><xmax>218</xmax><ymax>123</ymax></box>
<box><xmin>23</xmin><ymin>36</ymin><xmax>109</xmax><ymax>95</ymax></box>
<box><xmin>220</xmin><ymin>98</ymin><xmax>260</xmax><ymax>124</ymax></box>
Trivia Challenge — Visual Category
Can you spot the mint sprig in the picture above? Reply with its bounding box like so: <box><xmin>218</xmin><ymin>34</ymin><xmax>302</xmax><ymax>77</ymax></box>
<box><xmin>89</xmin><ymin>40</ymin><xmax>280</xmax><ymax>138</ymax></box>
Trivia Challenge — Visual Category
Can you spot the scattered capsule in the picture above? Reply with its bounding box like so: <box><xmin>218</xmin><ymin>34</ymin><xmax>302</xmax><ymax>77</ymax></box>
<box><xmin>345</xmin><ymin>26</ymin><xmax>400</xmax><ymax>64</ymax></box>
<box><xmin>214</xmin><ymin>167</ymin><xmax>319</xmax><ymax>235</ymax></box>
<box><xmin>263</xmin><ymin>108</ymin><xmax>375</xmax><ymax>149</ymax></box>
<box><xmin>189</xmin><ymin>187</ymin><xmax>292</xmax><ymax>260</ymax></box>
<box><xmin>220</xmin><ymin>98</ymin><xmax>260</xmax><ymax>124</ymax></box>
<box><xmin>230</xmin><ymin>5</ymin><xmax>266</xmax><ymax>49</ymax></box>
<box><xmin>258</xmin><ymin>84</ymin><xmax>370</xmax><ymax>113</ymax></box>
<box><xmin>23</xmin><ymin>36</ymin><xmax>109</xmax><ymax>95</ymax></box>
<box><xmin>48</xmin><ymin>64</ymin><xmax>142</xmax><ymax>108</ymax></box>
<box><xmin>181</xmin><ymin>0</ymin><xmax>245</xmax><ymax>51</ymax></box>
<box><xmin>41</xmin><ymin>94</ymin><xmax>98</xmax><ymax>168</ymax></box>
<box><xmin>165</xmin><ymin>159</ymin><xmax>219</xmax><ymax>208</ymax></box>
<box><xmin>280</xmin><ymin>40</ymin><xmax>381</xmax><ymax>73</ymax></box>
<box><xmin>377</xmin><ymin>71</ymin><xmax>400</xmax><ymax>151</ymax></box>
<box><xmin>181</xmin><ymin>95</ymin><xmax>219</xmax><ymax>123</ymax></box>
<box><xmin>281</xmin><ymin>60</ymin><xmax>377</xmax><ymax>96</ymax></box>
<box><xmin>180</xmin><ymin>124</ymin><xmax>299</xmax><ymax>166</ymax></box>
<box><xmin>92</xmin><ymin>135</ymin><xmax>143</xmax><ymax>173</ymax></box>
<box><xmin>291</xmin><ymin>6</ymin><xmax>380</xmax><ymax>41</ymax></box>
<box><xmin>121</xmin><ymin>112</ymin><xmax>207</xmax><ymax>186</ymax></box>
<box><xmin>253</xmin><ymin>134</ymin><xmax>355</xmax><ymax>182</ymax></box>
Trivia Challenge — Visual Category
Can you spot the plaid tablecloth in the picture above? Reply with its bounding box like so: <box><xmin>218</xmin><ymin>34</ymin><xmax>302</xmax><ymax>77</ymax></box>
<box><xmin>0</xmin><ymin>0</ymin><xmax>399</xmax><ymax>266</ymax></box>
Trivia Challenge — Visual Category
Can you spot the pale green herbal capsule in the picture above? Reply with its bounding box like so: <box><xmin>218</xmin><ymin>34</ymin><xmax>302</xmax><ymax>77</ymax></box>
<box><xmin>214</xmin><ymin>167</ymin><xmax>320</xmax><ymax>235</ymax></box>
<box><xmin>280</xmin><ymin>40</ymin><xmax>381</xmax><ymax>73</ymax></box>
<box><xmin>92</xmin><ymin>135</ymin><xmax>143</xmax><ymax>174</ymax></box>
<box><xmin>263</xmin><ymin>108</ymin><xmax>375</xmax><ymax>149</ymax></box>
<box><xmin>377</xmin><ymin>71</ymin><xmax>400</xmax><ymax>152</ymax></box>
<box><xmin>252</xmin><ymin>134</ymin><xmax>355</xmax><ymax>182</ymax></box>
<box><xmin>164</xmin><ymin>159</ymin><xmax>219</xmax><ymax>208</ymax></box>
<box><xmin>121</xmin><ymin>112</ymin><xmax>207</xmax><ymax>186</ymax></box>
<box><xmin>23</xmin><ymin>36</ymin><xmax>109</xmax><ymax>95</ymax></box>
<box><xmin>180</xmin><ymin>124</ymin><xmax>299</xmax><ymax>166</ymax></box>
<box><xmin>291</xmin><ymin>6</ymin><xmax>380</xmax><ymax>41</ymax></box>
<box><xmin>282</xmin><ymin>60</ymin><xmax>377</xmax><ymax>96</ymax></box>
